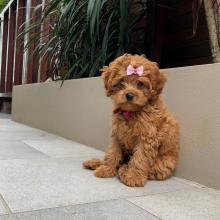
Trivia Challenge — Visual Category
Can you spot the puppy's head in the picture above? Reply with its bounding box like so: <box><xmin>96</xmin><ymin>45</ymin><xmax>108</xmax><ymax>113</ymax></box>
<box><xmin>101</xmin><ymin>54</ymin><xmax>166</xmax><ymax>111</ymax></box>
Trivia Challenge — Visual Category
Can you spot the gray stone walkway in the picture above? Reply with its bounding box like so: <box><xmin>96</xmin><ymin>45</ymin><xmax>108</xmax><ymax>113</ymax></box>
<box><xmin>0</xmin><ymin>116</ymin><xmax>219</xmax><ymax>219</ymax></box>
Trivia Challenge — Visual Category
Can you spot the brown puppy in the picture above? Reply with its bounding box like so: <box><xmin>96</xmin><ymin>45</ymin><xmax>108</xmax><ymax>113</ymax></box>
<box><xmin>83</xmin><ymin>54</ymin><xmax>179</xmax><ymax>187</ymax></box>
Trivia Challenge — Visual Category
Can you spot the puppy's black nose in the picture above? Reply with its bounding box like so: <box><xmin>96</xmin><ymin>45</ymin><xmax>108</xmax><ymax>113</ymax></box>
<box><xmin>126</xmin><ymin>93</ymin><xmax>134</xmax><ymax>101</ymax></box>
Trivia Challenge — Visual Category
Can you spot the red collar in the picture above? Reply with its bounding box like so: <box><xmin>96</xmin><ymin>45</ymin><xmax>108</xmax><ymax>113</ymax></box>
<box><xmin>113</xmin><ymin>108</ymin><xmax>135</xmax><ymax>120</ymax></box>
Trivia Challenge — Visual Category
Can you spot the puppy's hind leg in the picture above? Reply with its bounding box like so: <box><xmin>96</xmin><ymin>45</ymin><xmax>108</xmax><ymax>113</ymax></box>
<box><xmin>83</xmin><ymin>159</ymin><xmax>103</xmax><ymax>170</ymax></box>
<box><xmin>149</xmin><ymin>120</ymin><xmax>179</xmax><ymax>180</ymax></box>
<box><xmin>148</xmin><ymin>151</ymin><xmax>177</xmax><ymax>180</ymax></box>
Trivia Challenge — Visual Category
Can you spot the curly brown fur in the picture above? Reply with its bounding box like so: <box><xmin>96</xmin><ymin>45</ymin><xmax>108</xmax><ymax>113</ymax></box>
<box><xmin>83</xmin><ymin>54</ymin><xmax>179</xmax><ymax>187</ymax></box>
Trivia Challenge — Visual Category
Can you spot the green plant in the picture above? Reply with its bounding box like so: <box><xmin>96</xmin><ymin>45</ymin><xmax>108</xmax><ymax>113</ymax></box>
<box><xmin>0</xmin><ymin>0</ymin><xmax>9</xmax><ymax>12</ymax></box>
<box><xmin>24</xmin><ymin>0</ymin><xmax>147</xmax><ymax>80</ymax></box>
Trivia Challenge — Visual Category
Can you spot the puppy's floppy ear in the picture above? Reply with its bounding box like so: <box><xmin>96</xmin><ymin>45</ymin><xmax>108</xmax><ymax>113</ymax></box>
<box><xmin>155</xmin><ymin>70</ymin><xmax>167</xmax><ymax>95</ymax></box>
<box><xmin>149</xmin><ymin>70</ymin><xmax>166</xmax><ymax>104</ymax></box>
<box><xmin>100</xmin><ymin>66</ymin><xmax>112</xmax><ymax>97</ymax></box>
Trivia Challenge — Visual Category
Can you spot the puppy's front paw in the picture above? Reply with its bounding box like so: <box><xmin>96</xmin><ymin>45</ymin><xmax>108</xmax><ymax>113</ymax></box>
<box><xmin>118</xmin><ymin>164</ymin><xmax>147</xmax><ymax>187</ymax></box>
<box><xmin>94</xmin><ymin>165</ymin><xmax>116</xmax><ymax>178</ymax></box>
<box><xmin>83</xmin><ymin>159</ymin><xmax>103</xmax><ymax>170</ymax></box>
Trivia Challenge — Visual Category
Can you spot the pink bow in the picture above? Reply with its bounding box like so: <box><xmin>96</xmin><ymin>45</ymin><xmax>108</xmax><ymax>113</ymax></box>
<box><xmin>126</xmin><ymin>65</ymin><xmax>144</xmax><ymax>76</ymax></box>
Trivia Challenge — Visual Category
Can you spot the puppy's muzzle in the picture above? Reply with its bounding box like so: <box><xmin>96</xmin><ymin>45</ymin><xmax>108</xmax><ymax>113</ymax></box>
<box><xmin>126</xmin><ymin>92</ymin><xmax>134</xmax><ymax>101</ymax></box>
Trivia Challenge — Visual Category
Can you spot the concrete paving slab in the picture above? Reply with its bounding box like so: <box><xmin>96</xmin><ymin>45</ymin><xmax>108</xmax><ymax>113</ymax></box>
<box><xmin>0</xmin><ymin>195</ymin><xmax>8</xmax><ymax>215</ymax></box>
<box><xmin>128</xmin><ymin>188</ymin><xmax>220</xmax><ymax>220</ymax></box>
<box><xmin>0</xmin><ymin>124</ymin><xmax>40</xmax><ymax>132</ymax></box>
<box><xmin>0</xmin><ymin>158</ymin><xmax>197</xmax><ymax>213</ymax></box>
<box><xmin>0</xmin><ymin>199</ymin><xmax>159</xmax><ymax>220</ymax></box>
<box><xmin>0</xmin><ymin>130</ymin><xmax>63</xmax><ymax>141</ymax></box>
<box><xmin>0</xmin><ymin>141</ymin><xmax>48</xmax><ymax>160</ymax></box>
<box><xmin>0</xmin><ymin>114</ymin><xmax>11</xmax><ymax>119</ymax></box>
<box><xmin>23</xmin><ymin>139</ymin><xmax>104</xmax><ymax>158</ymax></box>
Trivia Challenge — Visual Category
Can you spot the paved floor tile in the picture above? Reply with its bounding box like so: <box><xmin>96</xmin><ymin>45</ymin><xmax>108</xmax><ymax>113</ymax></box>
<box><xmin>172</xmin><ymin>177</ymin><xmax>205</xmax><ymax>188</ymax></box>
<box><xmin>0</xmin><ymin>119</ymin><xmax>63</xmax><ymax>141</ymax></box>
<box><xmin>0</xmin><ymin>115</ymin><xmax>219</xmax><ymax>219</ymax></box>
<box><xmin>0</xmin><ymin>141</ymin><xmax>48</xmax><ymax>160</ymax></box>
<box><xmin>0</xmin><ymin>131</ymin><xmax>63</xmax><ymax>141</ymax></box>
<box><xmin>0</xmin><ymin>199</ymin><xmax>158</xmax><ymax>220</ymax></box>
<box><xmin>0</xmin><ymin>120</ymin><xmax>20</xmax><ymax>125</ymax></box>
<box><xmin>0</xmin><ymin>120</ymin><xmax>38</xmax><ymax>132</ymax></box>
<box><xmin>0</xmin><ymin>196</ymin><xmax>8</xmax><ymax>215</ymax></box>
<box><xmin>0</xmin><ymin>158</ymin><xmax>196</xmax><ymax>213</ymax></box>
<box><xmin>0</xmin><ymin>124</ymin><xmax>39</xmax><ymax>132</ymax></box>
<box><xmin>128</xmin><ymin>188</ymin><xmax>220</xmax><ymax>220</ymax></box>
<box><xmin>0</xmin><ymin>114</ymin><xmax>11</xmax><ymax>119</ymax></box>
<box><xmin>23</xmin><ymin>140</ymin><xmax>104</xmax><ymax>158</ymax></box>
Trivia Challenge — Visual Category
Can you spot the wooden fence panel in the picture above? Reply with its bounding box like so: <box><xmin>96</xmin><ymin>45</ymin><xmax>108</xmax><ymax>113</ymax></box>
<box><xmin>14</xmin><ymin>0</ymin><xmax>27</xmax><ymax>85</ymax></box>
<box><xmin>26</xmin><ymin>0</ymin><xmax>42</xmax><ymax>84</ymax></box>
<box><xmin>6</xmin><ymin>3</ymin><xmax>17</xmax><ymax>92</ymax></box>
<box><xmin>40</xmin><ymin>18</ymin><xmax>50</xmax><ymax>82</ymax></box>
<box><xmin>0</xmin><ymin>11</ymin><xmax>9</xmax><ymax>93</ymax></box>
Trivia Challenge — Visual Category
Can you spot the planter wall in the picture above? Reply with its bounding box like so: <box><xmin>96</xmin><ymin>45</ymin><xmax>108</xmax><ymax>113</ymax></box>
<box><xmin>12</xmin><ymin>63</ymin><xmax>220</xmax><ymax>189</ymax></box>
<box><xmin>12</xmin><ymin>77</ymin><xmax>112</xmax><ymax>150</ymax></box>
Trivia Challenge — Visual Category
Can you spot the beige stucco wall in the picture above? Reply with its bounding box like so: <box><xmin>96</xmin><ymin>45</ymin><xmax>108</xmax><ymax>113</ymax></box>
<box><xmin>12</xmin><ymin>63</ymin><xmax>220</xmax><ymax>189</ymax></box>
<box><xmin>12</xmin><ymin>77</ymin><xmax>112</xmax><ymax>150</ymax></box>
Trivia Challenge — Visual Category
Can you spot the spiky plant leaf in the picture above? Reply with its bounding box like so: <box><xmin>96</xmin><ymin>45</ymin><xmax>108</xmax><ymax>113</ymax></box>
<box><xmin>23</xmin><ymin>0</ymin><xmax>147</xmax><ymax>81</ymax></box>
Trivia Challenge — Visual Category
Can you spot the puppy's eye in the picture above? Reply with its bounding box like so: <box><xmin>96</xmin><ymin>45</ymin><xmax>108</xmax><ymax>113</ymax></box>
<box><xmin>137</xmin><ymin>81</ymin><xmax>146</xmax><ymax>89</ymax></box>
<box><xmin>113</xmin><ymin>81</ymin><xmax>124</xmax><ymax>89</ymax></box>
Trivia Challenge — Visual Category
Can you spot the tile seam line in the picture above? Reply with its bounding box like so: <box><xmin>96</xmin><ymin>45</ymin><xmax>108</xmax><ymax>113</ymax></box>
<box><xmin>1</xmin><ymin>187</ymin><xmax>205</xmax><ymax>215</ymax></box>
<box><xmin>20</xmin><ymin>140</ymin><xmax>50</xmax><ymax>158</ymax></box>
<box><xmin>173</xmin><ymin>177</ymin><xmax>207</xmax><ymax>188</ymax></box>
<box><xmin>125</xmin><ymin>199</ymin><xmax>162</xmax><ymax>220</ymax></box>
<box><xmin>2</xmin><ymin>198</ymin><xmax>130</xmax><ymax>215</ymax></box>
<box><xmin>0</xmin><ymin>193</ymin><xmax>12</xmax><ymax>214</ymax></box>
<box><xmin>126</xmin><ymin>186</ymin><xmax>207</xmax><ymax>200</ymax></box>
<box><xmin>0</xmin><ymin>155</ymin><xmax>103</xmax><ymax>161</ymax></box>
